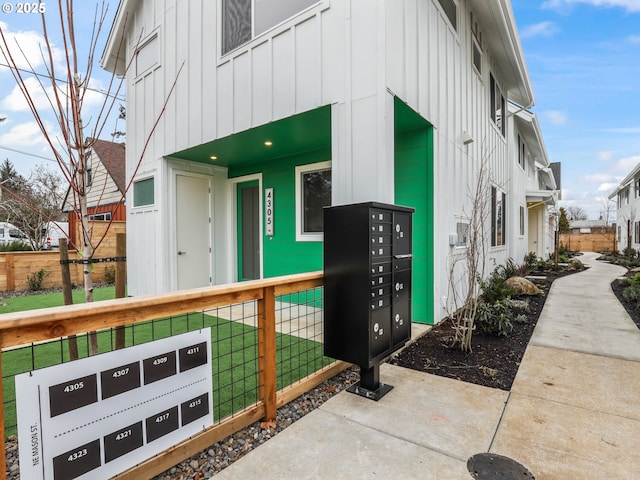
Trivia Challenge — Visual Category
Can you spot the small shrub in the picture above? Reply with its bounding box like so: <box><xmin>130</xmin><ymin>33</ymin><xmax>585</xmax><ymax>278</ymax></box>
<box><xmin>104</xmin><ymin>265</ymin><xmax>116</xmax><ymax>284</ymax></box>
<box><xmin>474</xmin><ymin>298</ymin><xmax>514</xmax><ymax>337</ymax></box>
<box><xmin>536</xmin><ymin>258</ymin><xmax>554</xmax><ymax>271</ymax></box>
<box><xmin>524</xmin><ymin>252</ymin><xmax>538</xmax><ymax>270</ymax></box>
<box><xmin>479</xmin><ymin>264</ymin><xmax>516</xmax><ymax>304</ymax></box>
<box><xmin>622</xmin><ymin>273</ymin><xmax>640</xmax><ymax>307</ymax></box>
<box><xmin>27</xmin><ymin>268</ymin><xmax>50</xmax><ymax>291</ymax></box>
<box><xmin>0</xmin><ymin>241</ymin><xmax>32</xmax><ymax>252</ymax></box>
<box><xmin>513</xmin><ymin>313</ymin><xmax>528</xmax><ymax>324</ymax></box>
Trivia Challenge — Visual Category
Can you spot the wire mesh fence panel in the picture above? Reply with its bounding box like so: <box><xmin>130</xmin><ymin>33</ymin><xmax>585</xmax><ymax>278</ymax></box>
<box><xmin>1</xmin><ymin>274</ymin><xmax>333</xmax><ymax>479</ymax></box>
<box><xmin>275</xmin><ymin>287</ymin><xmax>332</xmax><ymax>390</ymax></box>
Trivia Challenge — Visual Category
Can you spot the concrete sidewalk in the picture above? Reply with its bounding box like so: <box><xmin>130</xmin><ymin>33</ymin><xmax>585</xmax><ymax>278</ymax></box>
<box><xmin>214</xmin><ymin>252</ymin><xmax>640</xmax><ymax>479</ymax></box>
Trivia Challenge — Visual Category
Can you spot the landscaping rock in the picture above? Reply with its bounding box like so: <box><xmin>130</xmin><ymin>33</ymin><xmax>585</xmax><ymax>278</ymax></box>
<box><xmin>568</xmin><ymin>258</ymin><xmax>585</xmax><ymax>270</ymax></box>
<box><xmin>505</xmin><ymin>276</ymin><xmax>542</xmax><ymax>296</ymax></box>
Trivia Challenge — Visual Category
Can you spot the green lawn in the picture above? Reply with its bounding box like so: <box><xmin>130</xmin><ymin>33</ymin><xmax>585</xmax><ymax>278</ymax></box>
<box><xmin>0</xmin><ymin>286</ymin><xmax>118</xmax><ymax>314</ymax></box>
<box><xmin>1</xmin><ymin>289</ymin><xmax>331</xmax><ymax>438</ymax></box>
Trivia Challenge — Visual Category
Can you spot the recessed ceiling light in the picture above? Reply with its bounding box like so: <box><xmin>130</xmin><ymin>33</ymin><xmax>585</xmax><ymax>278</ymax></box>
<box><xmin>264</xmin><ymin>141</ymin><xmax>273</xmax><ymax>147</ymax></box>
<box><xmin>210</xmin><ymin>155</ymin><xmax>218</xmax><ymax>160</ymax></box>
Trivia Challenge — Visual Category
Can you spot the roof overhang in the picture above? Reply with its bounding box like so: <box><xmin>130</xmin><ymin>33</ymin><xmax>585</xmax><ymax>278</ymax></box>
<box><xmin>511</xmin><ymin>103</ymin><xmax>548</xmax><ymax>168</ymax></box>
<box><xmin>526</xmin><ymin>189</ymin><xmax>558</xmax><ymax>209</ymax></box>
<box><xmin>101</xmin><ymin>0</ymin><xmax>138</xmax><ymax>75</ymax></box>
<box><xmin>468</xmin><ymin>0</ymin><xmax>534</xmax><ymax>107</ymax></box>
<box><xmin>608</xmin><ymin>161</ymin><xmax>640</xmax><ymax>199</ymax></box>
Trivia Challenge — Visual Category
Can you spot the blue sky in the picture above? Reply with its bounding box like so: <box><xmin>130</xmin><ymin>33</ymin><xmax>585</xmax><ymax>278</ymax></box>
<box><xmin>511</xmin><ymin>0</ymin><xmax>640</xmax><ymax>220</ymax></box>
<box><xmin>0</xmin><ymin>1</ymin><xmax>121</xmax><ymax>178</ymax></box>
<box><xmin>0</xmin><ymin>1</ymin><xmax>639</xmax><ymax>221</ymax></box>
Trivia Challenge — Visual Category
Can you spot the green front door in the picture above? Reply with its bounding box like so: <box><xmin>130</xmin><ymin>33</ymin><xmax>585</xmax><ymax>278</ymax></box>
<box><xmin>237</xmin><ymin>181</ymin><xmax>261</xmax><ymax>281</ymax></box>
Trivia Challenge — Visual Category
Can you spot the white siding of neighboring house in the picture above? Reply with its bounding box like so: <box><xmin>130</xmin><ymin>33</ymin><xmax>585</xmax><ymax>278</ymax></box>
<box><xmin>107</xmin><ymin>0</ymin><xmax>545</xmax><ymax>321</ymax></box>
<box><xmin>86</xmin><ymin>149</ymin><xmax>122</xmax><ymax>208</ymax></box>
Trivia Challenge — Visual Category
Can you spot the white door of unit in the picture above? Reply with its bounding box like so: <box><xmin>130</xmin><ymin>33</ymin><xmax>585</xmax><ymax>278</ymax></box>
<box><xmin>176</xmin><ymin>174</ymin><xmax>212</xmax><ymax>290</ymax></box>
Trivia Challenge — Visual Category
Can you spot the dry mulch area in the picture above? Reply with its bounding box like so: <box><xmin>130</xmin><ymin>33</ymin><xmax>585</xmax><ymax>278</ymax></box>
<box><xmin>390</xmin><ymin>274</ymin><xmax>558</xmax><ymax>391</ymax></box>
<box><xmin>611</xmin><ymin>274</ymin><xmax>640</xmax><ymax>329</ymax></box>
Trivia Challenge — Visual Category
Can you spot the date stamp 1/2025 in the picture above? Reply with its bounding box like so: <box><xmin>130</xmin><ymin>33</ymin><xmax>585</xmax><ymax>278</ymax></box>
<box><xmin>2</xmin><ymin>2</ymin><xmax>46</xmax><ymax>14</ymax></box>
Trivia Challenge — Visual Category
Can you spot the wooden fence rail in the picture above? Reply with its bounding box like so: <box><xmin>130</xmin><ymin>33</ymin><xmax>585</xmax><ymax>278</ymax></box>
<box><xmin>0</xmin><ymin>271</ymin><xmax>347</xmax><ymax>480</ymax></box>
<box><xmin>0</xmin><ymin>221</ymin><xmax>125</xmax><ymax>292</ymax></box>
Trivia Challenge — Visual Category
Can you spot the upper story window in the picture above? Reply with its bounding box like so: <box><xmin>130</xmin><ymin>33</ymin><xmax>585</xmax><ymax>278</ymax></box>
<box><xmin>634</xmin><ymin>177</ymin><xmax>640</xmax><ymax>198</ymax></box>
<box><xmin>135</xmin><ymin>32</ymin><xmax>159</xmax><ymax>77</ymax></box>
<box><xmin>490</xmin><ymin>73</ymin><xmax>506</xmax><ymax>136</ymax></box>
<box><xmin>491</xmin><ymin>186</ymin><xmax>506</xmax><ymax>247</ymax></box>
<box><xmin>222</xmin><ymin>0</ymin><xmax>319</xmax><ymax>55</ymax></box>
<box><xmin>517</xmin><ymin>134</ymin><xmax>526</xmax><ymax>171</ymax></box>
<box><xmin>470</xmin><ymin>12</ymin><xmax>482</xmax><ymax>75</ymax></box>
<box><xmin>619</xmin><ymin>187</ymin><xmax>629</xmax><ymax>208</ymax></box>
<box><xmin>436</xmin><ymin>0</ymin><xmax>457</xmax><ymax>31</ymax></box>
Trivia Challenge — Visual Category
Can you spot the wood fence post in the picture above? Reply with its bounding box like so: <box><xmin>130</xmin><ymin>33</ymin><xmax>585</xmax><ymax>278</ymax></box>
<box><xmin>258</xmin><ymin>286</ymin><xmax>277</xmax><ymax>422</ymax></box>
<box><xmin>6</xmin><ymin>254</ymin><xmax>14</xmax><ymax>292</ymax></box>
<box><xmin>115</xmin><ymin>233</ymin><xmax>126</xmax><ymax>349</ymax></box>
<box><xmin>59</xmin><ymin>238</ymin><xmax>78</xmax><ymax>360</ymax></box>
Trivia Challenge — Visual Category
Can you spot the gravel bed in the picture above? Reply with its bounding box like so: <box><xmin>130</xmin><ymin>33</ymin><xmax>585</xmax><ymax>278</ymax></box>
<box><xmin>4</xmin><ymin>366</ymin><xmax>359</xmax><ymax>480</ymax></box>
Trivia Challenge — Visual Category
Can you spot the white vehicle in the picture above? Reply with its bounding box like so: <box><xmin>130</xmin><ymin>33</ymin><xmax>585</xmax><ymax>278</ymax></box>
<box><xmin>0</xmin><ymin>222</ymin><xmax>28</xmax><ymax>246</ymax></box>
<box><xmin>42</xmin><ymin>221</ymin><xmax>69</xmax><ymax>250</ymax></box>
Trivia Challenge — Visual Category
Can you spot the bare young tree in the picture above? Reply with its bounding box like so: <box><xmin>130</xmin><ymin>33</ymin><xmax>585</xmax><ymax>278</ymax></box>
<box><xmin>566</xmin><ymin>206</ymin><xmax>588</xmax><ymax>221</ymax></box>
<box><xmin>0</xmin><ymin>162</ymin><xmax>66</xmax><ymax>250</ymax></box>
<box><xmin>447</xmin><ymin>153</ymin><xmax>494</xmax><ymax>352</ymax></box>
<box><xmin>0</xmin><ymin>1</ymin><xmax>182</xmax><ymax>354</ymax></box>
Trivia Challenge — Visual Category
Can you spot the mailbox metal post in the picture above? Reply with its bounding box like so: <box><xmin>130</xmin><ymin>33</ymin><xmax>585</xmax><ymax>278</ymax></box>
<box><xmin>324</xmin><ymin>202</ymin><xmax>414</xmax><ymax>401</ymax></box>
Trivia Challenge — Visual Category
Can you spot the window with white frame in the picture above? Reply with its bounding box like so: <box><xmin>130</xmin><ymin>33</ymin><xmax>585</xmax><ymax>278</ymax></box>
<box><xmin>519</xmin><ymin>205</ymin><xmax>525</xmax><ymax>236</ymax></box>
<box><xmin>222</xmin><ymin>0</ymin><xmax>320</xmax><ymax>55</ymax></box>
<box><xmin>491</xmin><ymin>186</ymin><xmax>506</xmax><ymax>247</ymax></box>
<box><xmin>133</xmin><ymin>177</ymin><xmax>155</xmax><ymax>207</ymax></box>
<box><xmin>490</xmin><ymin>73</ymin><xmax>505</xmax><ymax>136</ymax></box>
<box><xmin>518</xmin><ymin>134</ymin><xmax>526</xmax><ymax>171</ymax></box>
<box><xmin>295</xmin><ymin>161</ymin><xmax>331</xmax><ymax>241</ymax></box>
<box><xmin>436</xmin><ymin>0</ymin><xmax>457</xmax><ymax>30</ymax></box>
<box><xmin>470</xmin><ymin>12</ymin><xmax>482</xmax><ymax>74</ymax></box>
<box><xmin>635</xmin><ymin>177</ymin><xmax>640</xmax><ymax>198</ymax></box>
<box><xmin>135</xmin><ymin>32</ymin><xmax>159</xmax><ymax>77</ymax></box>
<box><xmin>89</xmin><ymin>212</ymin><xmax>112</xmax><ymax>221</ymax></box>
<box><xmin>472</xmin><ymin>38</ymin><xmax>482</xmax><ymax>75</ymax></box>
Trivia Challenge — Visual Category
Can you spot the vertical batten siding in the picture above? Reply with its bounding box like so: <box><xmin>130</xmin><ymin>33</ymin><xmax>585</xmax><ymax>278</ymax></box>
<box><xmin>252</xmin><ymin>41</ymin><xmax>272</xmax><ymax>127</ymax></box>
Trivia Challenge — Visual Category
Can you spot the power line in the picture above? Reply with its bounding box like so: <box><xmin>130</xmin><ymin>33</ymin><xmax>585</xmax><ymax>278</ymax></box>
<box><xmin>0</xmin><ymin>144</ymin><xmax>57</xmax><ymax>163</ymax></box>
<box><xmin>0</xmin><ymin>62</ymin><xmax>126</xmax><ymax>102</ymax></box>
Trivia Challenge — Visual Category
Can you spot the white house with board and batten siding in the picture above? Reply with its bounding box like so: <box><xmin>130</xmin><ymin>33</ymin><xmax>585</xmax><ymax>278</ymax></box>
<box><xmin>102</xmin><ymin>0</ymin><xmax>558</xmax><ymax>324</ymax></box>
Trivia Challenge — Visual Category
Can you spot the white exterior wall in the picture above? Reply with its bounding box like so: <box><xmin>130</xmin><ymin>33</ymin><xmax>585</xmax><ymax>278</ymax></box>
<box><xmin>113</xmin><ymin>0</ymin><xmax>539</xmax><ymax>323</ymax></box>
<box><xmin>385</xmin><ymin>0</ymin><xmax>516</xmax><ymax>318</ymax></box>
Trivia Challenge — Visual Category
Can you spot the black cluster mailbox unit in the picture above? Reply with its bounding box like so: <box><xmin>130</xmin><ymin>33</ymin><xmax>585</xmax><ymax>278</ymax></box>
<box><xmin>324</xmin><ymin>202</ymin><xmax>414</xmax><ymax>400</ymax></box>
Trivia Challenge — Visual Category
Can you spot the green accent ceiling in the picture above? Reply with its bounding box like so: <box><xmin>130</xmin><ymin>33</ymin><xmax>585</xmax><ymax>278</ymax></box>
<box><xmin>172</xmin><ymin>106</ymin><xmax>332</xmax><ymax>168</ymax></box>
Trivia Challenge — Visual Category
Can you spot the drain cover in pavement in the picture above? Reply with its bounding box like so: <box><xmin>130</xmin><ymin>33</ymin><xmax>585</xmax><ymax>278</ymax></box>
<box><xmin>467</xmin><ymin>453</ymin><xmax>535</xmax><ymax>479</ymax></box>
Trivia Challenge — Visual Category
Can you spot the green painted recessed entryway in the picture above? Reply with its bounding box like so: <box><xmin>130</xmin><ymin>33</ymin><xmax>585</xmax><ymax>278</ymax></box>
<box><xmin>394</xmin><ymin>97</ymin><xmax>435</xmax><ymax>325</ymax></box>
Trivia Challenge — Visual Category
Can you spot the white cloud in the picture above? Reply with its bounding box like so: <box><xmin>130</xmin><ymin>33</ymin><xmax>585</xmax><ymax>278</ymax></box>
<box><xmin>1</xmin><ymin>76</ymin><xmax>52</xmax><ymax>112</ymax></box>
<box><xmin>0</xmin><ymin>21</ymin><xmax>65</xmax><ymax>73</ymax></box>
<box><xmin>597</xmin><ymin>151</ymin><xmax>614</xmax><ymax>161</ymax></box>
<box><xmin>628</xmin><ymin>35</ymin><xmax>640</xmax><ymax>44</ymax></box>
<box><xmin>597</xmin><ymin>182</ymin><xmax>619</xmax><ymax>193</ymax></box>
<box><xmin>604</xmin><ymin>126</ymin><xmax>640</xmax><ymax>134</ymax></box>
<box><xmin>615</xmin><ymin>155</ymin><xmax>640</xmax><ymax>173</ymax></box>
<box><xmin>543</xmin><ymin>110</ymin><xmax>568</xmax><ymax>125</ymax></box>
<box><xmin>0</xmin><ymin>121</ymin><xmax>51</xmax><ymax>148</ymax></box>
<box><xmin>543</xmin><ymin>0</ymin><xmax>640</xmax><ymax>12</ymax></box>
<box><xmin>521</xmin><ymin>21</ymin><xmax>560</xmax><ymax>39</ymax></box>
<box><xmin>584</xmin><ymin>173</ymin><xmax>613</xmax><ymax>183</ymax></box>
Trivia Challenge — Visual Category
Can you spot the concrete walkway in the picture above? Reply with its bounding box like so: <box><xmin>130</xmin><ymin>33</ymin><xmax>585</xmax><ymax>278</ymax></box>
<box><xmin>214</xmin><ymin>252</ymin><xmax>640</xmax><ymax>479</ymax></box>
